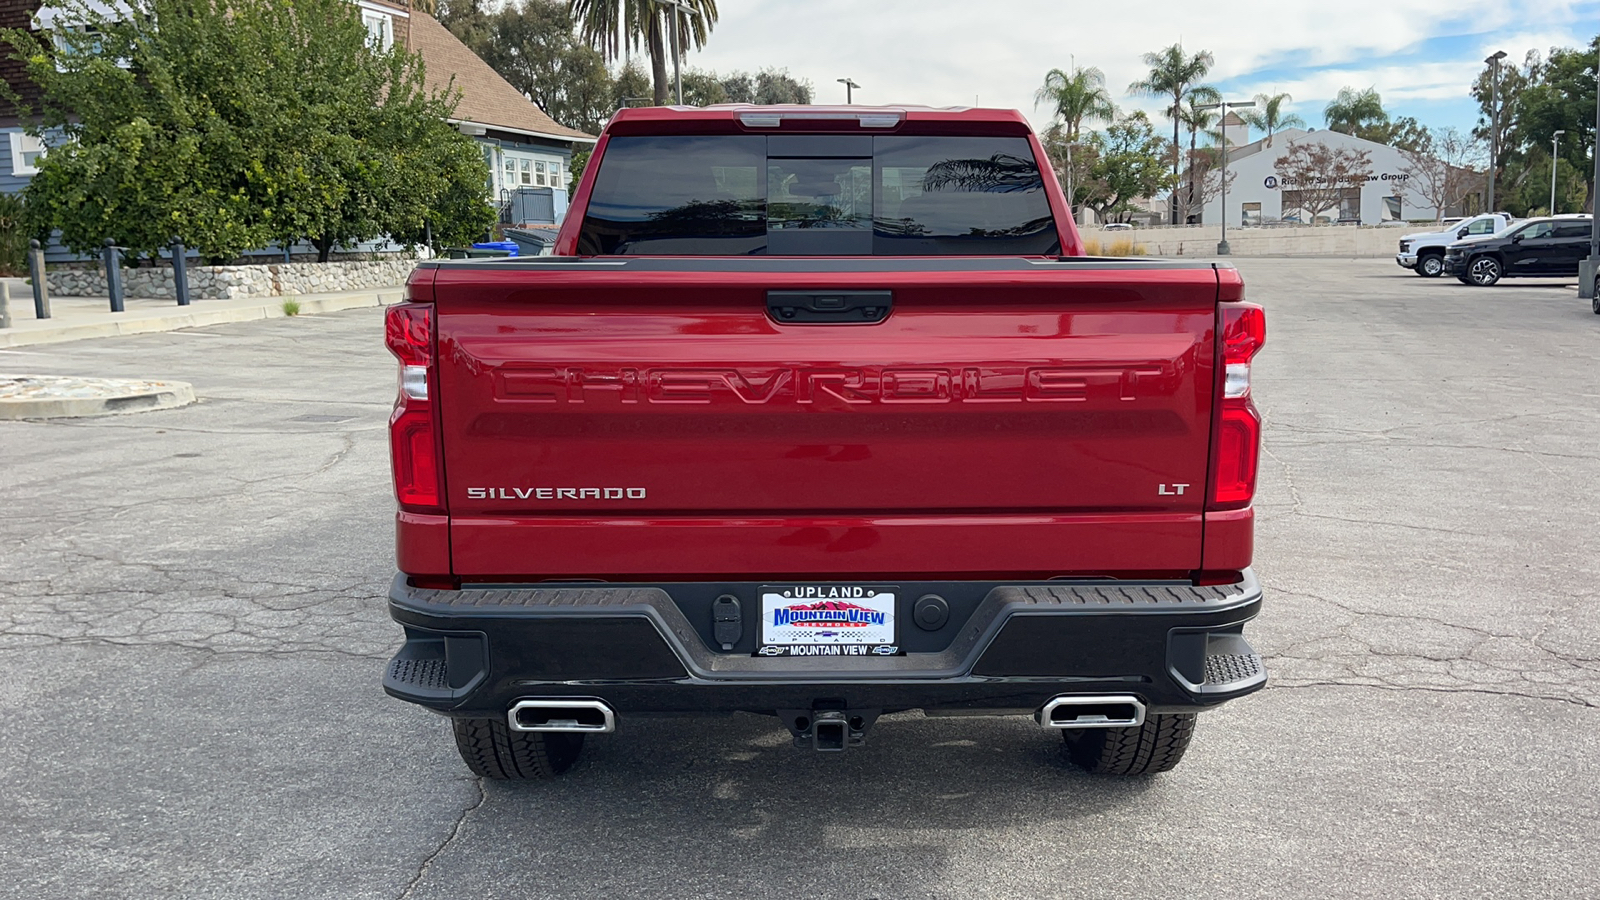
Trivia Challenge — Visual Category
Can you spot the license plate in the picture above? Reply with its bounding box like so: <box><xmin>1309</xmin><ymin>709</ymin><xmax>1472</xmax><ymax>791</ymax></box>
<box><xmin>758</xmin><ymin>586</ymin><xmax>898</xmax><ymax>657</ymax></box>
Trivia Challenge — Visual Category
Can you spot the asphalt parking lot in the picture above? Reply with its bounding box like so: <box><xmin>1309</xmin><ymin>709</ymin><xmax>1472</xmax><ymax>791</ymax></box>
<box><xmin>2</xmin><ymin>257</ymin><xmax>1597</xmax><ymax>899</ymax></box>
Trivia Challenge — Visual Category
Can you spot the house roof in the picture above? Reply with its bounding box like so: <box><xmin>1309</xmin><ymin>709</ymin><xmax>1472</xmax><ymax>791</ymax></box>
<box><xmin>408</xmin><ymin>12</ymin><xmax>595</xmax><ymax>145</ymax></box>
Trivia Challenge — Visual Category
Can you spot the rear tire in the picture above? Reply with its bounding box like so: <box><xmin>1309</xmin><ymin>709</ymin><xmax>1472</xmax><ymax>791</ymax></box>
<box><xmin>1416</xmin><ymin>253</ymin><xmax>1444</xmax><ymax>277</ymax></box>
<box><xmin>451</xmin><ymin>717</ymin><xmax>585</xmax><ymax>780</ymax></box>
<box><xmin>1062</xmin><ymin>713</ymin><xmax>1196</xmax><ymax>775</ymax></box>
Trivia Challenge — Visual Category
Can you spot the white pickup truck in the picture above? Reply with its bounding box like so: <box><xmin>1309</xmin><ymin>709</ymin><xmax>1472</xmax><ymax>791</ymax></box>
<box><xmin>1396</xmin><ymin>213</ymin><xmax>1515</xmax><ymax>277</ymax></box>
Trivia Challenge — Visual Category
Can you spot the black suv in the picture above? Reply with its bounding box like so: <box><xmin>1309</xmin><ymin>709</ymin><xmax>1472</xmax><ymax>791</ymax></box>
<box><xmin>1443</xmin><ymin>216</ymin><xmax>1592</xmax><ymax>286</ymax></box>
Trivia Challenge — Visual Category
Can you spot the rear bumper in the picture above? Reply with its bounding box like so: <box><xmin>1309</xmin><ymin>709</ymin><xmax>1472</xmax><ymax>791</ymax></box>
<box><xmin>383</xmin><ymin>571</ymin><xmax>1267</xmax><ymax>718</ymax></box>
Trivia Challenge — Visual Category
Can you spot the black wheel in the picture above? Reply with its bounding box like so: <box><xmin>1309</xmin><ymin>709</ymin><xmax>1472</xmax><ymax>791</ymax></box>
<box><xmin>1592</xmin><ymin>286</ymin><xmax>1600</xmax><ymax>315</ymax></box>
<box><xmin>451</xmin><ymin>717</ymin><xmax>585</xmax><ymax>780</ymax></box>
<box><xmin>1416</xmin><ymin>253</ymin><xmax>1445</xmax><ymax>277</ymax></box>
<box><xmin>1456</xmin><ymin>274</ymin><xmax>1473</xmax><ymax>285</ymax></box>
<box><xmin>1466</xmin><ymin>255</ymin><xmax>1502</xmax><ymax>286</ymax></box>
<box><xmin>1062</xmin><ymin>713</ymin><xmax>1196</xmax><ymax>775</ymax></box>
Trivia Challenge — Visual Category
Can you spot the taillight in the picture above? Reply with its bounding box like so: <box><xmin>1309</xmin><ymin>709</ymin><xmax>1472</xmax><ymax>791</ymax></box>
<box><xmin>1209</xmin><ymin>303</ymin><xmax>1265</xmax><ymax>510</ymax></box>
<box><xmin>386</xmin><ymin>303</ymin><xmax>444</xmax><ymax>513</ymax></box>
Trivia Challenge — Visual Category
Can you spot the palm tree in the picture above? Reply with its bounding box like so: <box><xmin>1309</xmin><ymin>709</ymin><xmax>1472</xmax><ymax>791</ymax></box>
<box><xmin>1174</xmin><ymin>90</ymin><xmax>1221</xmax><ymax>220</ymax></box>
<box><xmin>1128</xmin><ymin>43</ymin><xmax>1216</xmax><ymax>222</ymax></box>
<box><xmin>1323</xmin><ymin>86</ymin><xmax>1387</xmax><ymax>137</ymax></box>
<box><xmin>1035</xmin><ymin>66</ymin><xmax>1115</xmax><ymax>141</ymax></box>
<box><xmin>1238</xmin><ymin>92</ymin><xmax>1304</xmax><ymax>147</ymax></box>
<box><xmin>569</xmin><ymin>0</ymin><xmax>718</xmax><ymax>106</ymax></box>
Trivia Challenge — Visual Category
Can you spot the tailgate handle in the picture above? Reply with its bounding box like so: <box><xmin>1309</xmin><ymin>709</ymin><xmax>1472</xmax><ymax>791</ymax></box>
<box><xmin>767</xmin><ymin>290</ymin><xmax>892</xmax><ymax>325</ymax></box>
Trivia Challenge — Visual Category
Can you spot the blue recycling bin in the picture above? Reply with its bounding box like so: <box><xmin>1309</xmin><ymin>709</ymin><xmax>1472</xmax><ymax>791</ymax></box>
<box><xmin>472</xmin><ymin>241</ymin><xmax>520</xmax><ymax>257</ymax></box>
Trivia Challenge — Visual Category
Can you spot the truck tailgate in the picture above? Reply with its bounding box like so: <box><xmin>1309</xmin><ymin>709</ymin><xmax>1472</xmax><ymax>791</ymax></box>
<box><xmin>431</xmin><ymin>258</ymin><xmax>1221</xmax><ymax>579</ymax></box>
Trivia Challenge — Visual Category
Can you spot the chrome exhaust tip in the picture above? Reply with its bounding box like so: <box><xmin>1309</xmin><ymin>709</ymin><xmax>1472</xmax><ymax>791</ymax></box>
<box><xmin>507</xmin><ymin>699</ymin><xmax>616</xmax><ymax>733</ymax></box>
<box><xmin>1038</xmin><ymin>695</ymin><xmax>1146</xmax><ymax>730</ymax></box>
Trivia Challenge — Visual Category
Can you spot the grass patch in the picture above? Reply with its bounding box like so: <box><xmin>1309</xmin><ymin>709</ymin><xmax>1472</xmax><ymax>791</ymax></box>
<box><xmin>1082</xmin><ymin>237</ymin><xmax>1147</xmax><ymax>257</ymax></box>
<box><xmin>281</xmin><ymin>298</ymin><xmax>301</xmax><ymax>316</ymax></box>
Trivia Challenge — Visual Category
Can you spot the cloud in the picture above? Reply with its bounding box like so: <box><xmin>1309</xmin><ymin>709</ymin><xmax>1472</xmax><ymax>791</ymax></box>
<box><xmin>681</xmin><ymin>0</ymin><xmax>1600</xmax><ymax>133</ymax></box>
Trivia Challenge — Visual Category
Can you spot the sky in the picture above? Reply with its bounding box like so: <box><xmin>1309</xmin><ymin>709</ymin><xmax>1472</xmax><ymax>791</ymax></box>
<box><xmin>671</xmin><ymin>0</ymin><xmax>1600</xmax><ymax>141</ymax></box>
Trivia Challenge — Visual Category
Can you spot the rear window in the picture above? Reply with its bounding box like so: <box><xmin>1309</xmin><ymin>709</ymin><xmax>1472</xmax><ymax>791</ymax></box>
<box><xmin>578</xmin><ymin>135</ymin><xmax>1059</xmax><ymax>256</ymax></box>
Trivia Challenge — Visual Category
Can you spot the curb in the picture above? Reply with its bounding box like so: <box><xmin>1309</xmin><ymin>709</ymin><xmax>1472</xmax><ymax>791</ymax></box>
<box><xmin>0</xmin><ymin>287</ymin><xmax>406</xmax><ymax>349</ymax></box>
<box><xmin>0</xmin><ymin>375</ymin><xmax>197</xmax><ymax>420</ymax></box>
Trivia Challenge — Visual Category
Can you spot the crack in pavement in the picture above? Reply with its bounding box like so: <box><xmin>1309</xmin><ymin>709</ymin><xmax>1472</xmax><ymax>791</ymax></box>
<box><xmin>396</xmin><ymin>777</ymin><xmax>487</xmax><ymax>900</ymax></box>
<box><xmin>1267</xmin><ymin>679</ymin><xmax>1600</xmax><ymax>711</ymax></box>
<box><xmin>1258</xmin><ymin>584</ymin><xmax>1600</xmax><ymax>709</ymax></box>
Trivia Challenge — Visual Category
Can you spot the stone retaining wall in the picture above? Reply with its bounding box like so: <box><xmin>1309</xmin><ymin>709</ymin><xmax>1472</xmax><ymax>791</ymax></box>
<box><xmin>47</xmin><ymin>259</ymin><xmax>418</xmax><ymax>300</ymax></box>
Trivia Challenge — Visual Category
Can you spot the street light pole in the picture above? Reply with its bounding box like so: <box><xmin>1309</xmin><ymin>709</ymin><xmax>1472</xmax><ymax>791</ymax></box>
<box><xmin>837</xmin><ymin>78</ymin><xmax>860</xmax><ymax>104</ymax></box>
<box><xmin>1584</xmin><ymin>51</ymin><xmax>1600</xmax><ymax>304</ymax></box>
<box><xmin>1195</xmin><ymin>99</ymin><xmax>1255</xmax><ymax>256</ymax></box>
<box><xmin>1551</xmin><ymin>130</ymin><xmax>1566</xmax><ymax>214</ymax></box>
<box><xmin>1486</xmin><ymin>50</ymin><xmax>1507</xmax><ymax>213</ymax></box>
<box><xmin>658</xmin><ymin>0</ymin><xmax>700</xmax><ymax>105</ymax></box>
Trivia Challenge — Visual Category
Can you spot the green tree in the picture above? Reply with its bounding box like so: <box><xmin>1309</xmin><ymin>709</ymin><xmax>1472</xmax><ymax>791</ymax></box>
<box><xmin>613</xmin><ymin>61</ymin><xmax>652</xmax><ymax>108</ymax></box>
<box><xmin>1511</xmin><ymin>40</ymin><xmax>1596</xmax><ymax>210</ymax></box>
<box><xmin>719</xmin><ymin>68</ymin><xmax>812</xmax><ymax>104</ymax></box>
<box><xmin>463</xmin><ymin>0</ymin><xmax>611</xmax><ymax>133</ymax></box>
<box><xmin>4</xmin><ymin>0</ymin><xmax>491</xmax><ymax>262</ymax></box>
<box><xmin>1128</xmin><ymin>43</ymin><xmax>1217</xmax><ymax>193</ymax></box>
<box><xmin>1323</xmin><ymin>86</ymin><xmax>1383</xmax><ymax>134</ymax></box>
<box><xmin>568</xmin><ymin>0</ymin><xmax>718</xmax><ymax>106</ymax></box>
<box><xmin>1471</xmin><ymin>51</ymin><xmax>1538</xmax><ymax>174</ymax></box>
<box><xmin>1039</xmin><ymin>121</ymin><xmax>1094</xmax><ymax>211</ymax></box>
<box><xmin>1174</xmin><ymin>90</ymin><xmax>1222</xmax><ymax>221</ymax></box>
<box><xmin>1385</xmin><ymin>116</ymin><xmax>1432</xmax><ymax>152</ymax></box>
<box><xmin>1035</xmin><ymin>66</ymin><xmax>1115</xmax><ymax>141</ymax></box>
<box><xmin>1238</xmin><ymin>92</ymin><xmax>1304</xmax><ymax>146</ymax></box>
<box><xmin>1081</xmin><ymin>112</ymin><xmax>1179</xmax><ymax>223</ymax></box>
<box><xmin>436</xmin><ymin>0</ymin><xmax>494</xmax><ymax>51</ymax></box>
<box><xmin>680</xmin><ymin>67</ymin><xmax>728</xmax><ymax>106</ymax></box>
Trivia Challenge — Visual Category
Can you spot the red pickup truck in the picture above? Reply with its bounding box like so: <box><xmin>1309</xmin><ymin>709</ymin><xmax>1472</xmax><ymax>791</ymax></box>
<box><xmin>383</xmin><ymin>105</ymin><xmax>1266</xmax><ymax>779</ymax></box>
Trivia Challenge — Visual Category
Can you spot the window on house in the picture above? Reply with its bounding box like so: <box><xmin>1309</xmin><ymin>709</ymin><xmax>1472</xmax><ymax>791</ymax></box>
<box><xmin>551</xmin><ymin>161</ymin><xmax>564</xmax><ymax>190</ymax></box>
<box><xmin>535</xmin><ymin>160</ymin><xmax>548</xmax><ymax>186</ymax></box>
<box><xmin>502</xmin><ymin>157</ymin><xmax>515</xmax><ymax>190</ymax></box>
<box><xmin>362</xmin><ymin>12</ymin><xmax>393</xmax><ymax>51</ymax></box>
<box><xmin>9</xmin><ymin>132</ymin><xmax>45</xmax><ymax>176</ymax></box>
<box><xmin>519</xmin><ymin>159</ymin><xmax>532</xmax><ymax>185</ymax></box>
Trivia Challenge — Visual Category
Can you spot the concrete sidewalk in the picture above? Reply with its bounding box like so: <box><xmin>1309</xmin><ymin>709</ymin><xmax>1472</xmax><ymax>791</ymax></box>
<box><xmin>0</xmin><ymin>278</ymin><xmax>406</xmax><ymax>348</ymax></box>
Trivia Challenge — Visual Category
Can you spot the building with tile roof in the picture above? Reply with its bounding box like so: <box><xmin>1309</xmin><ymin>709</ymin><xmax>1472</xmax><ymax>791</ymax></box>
<box><xmin>0</xmin><ymin>0</ymin><xmax>596</xmax><ymax>227</ymax></box>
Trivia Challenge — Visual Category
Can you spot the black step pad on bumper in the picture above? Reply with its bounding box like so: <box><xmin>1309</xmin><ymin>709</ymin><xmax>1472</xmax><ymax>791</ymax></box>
<box><xmin>384</xmin><ymin>571</ymin><xmax>1267</xmax><ymax>715</ymax></box>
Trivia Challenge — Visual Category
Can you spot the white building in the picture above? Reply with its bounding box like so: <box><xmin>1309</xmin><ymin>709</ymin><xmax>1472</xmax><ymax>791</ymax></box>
<box><xmin>1172</xmin><ymin>127</ymin><xmax>1481</xmax><ymax>227</ymax></box>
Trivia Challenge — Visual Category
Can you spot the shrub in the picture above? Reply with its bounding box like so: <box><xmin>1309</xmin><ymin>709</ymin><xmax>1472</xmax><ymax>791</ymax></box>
<box><xmin>1082</xmin><ymin>237</ymin><xmax>1148</xmax><ymax>257</ymax></box>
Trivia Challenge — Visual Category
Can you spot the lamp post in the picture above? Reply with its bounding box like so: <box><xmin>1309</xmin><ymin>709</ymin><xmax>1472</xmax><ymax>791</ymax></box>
<box><xmin>1584</xmin><ymin>51</ymin><xmax>1600</xmax><ymax>304</ymax></box>
<box><xmin>1195</xmin><ymin>99</ymin><xmax>1255</xmax><ymax>255</ymax></box>
<box><xmin>1551</xmin><ymin>130</ymin><xmax>1566</xmax><ymax>214</ymax></box>
<box><xmin>658</xmin><ymin>0</ymin><xmax>700</xmax><ymax>105</ymax></box>
<box><xmin>837</xmin><ymin>78</ymin><xmax>860</xmax><ymax>104</ymax></box>
<box><xmin>1485</xmin><ymin>50</ymin><xmax>1507</xmax><ymax>214</ymax></box>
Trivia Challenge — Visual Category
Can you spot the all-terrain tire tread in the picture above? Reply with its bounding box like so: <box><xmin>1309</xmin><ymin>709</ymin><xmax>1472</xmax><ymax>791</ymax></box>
<box><xmin>451</xmin><ymin>717</ymin><xmax>583</xmax><ymax>780</ymax></box>
<box><xmin>1063</xmin><ymin>713</ymin><xmax>1196</xmax><ymax>775</ymax></box>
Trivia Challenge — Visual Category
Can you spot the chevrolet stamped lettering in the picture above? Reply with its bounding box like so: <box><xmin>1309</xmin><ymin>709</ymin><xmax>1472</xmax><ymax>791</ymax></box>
<box><xmin>494</xmin><ymin>364</ymin><xmax>1170</xmax><ymax>404</ymax></box>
